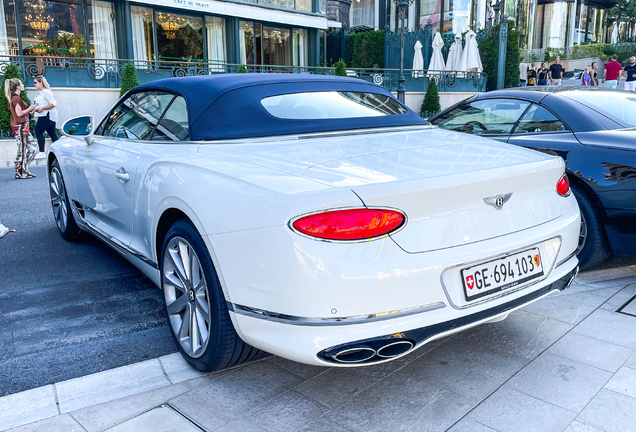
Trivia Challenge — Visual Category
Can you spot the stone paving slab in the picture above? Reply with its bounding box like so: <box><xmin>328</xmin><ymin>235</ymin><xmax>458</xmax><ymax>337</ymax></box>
<box><xmin>2</xmin><ymin>268</ymin><xmax>636</xmax><ymax>432</ymax></box>
<box><xmin>56</xmin><ymin>359</ymin><xmax>170</xmax><ymax>413</ymax></box>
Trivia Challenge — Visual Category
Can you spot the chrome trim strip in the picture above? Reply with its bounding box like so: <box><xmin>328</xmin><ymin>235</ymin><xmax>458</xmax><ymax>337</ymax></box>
<box><xmin>556</xmin><ymin>251</ymin><xmax>577</xmax><ymax>268</ymax></box>
<box><xmin>197</xmin><ymin>125</ymin><xmax>434</xmax><ymax>145</ymax></box>
<box><xmin>439</xmin><ymin>236</ymin><xmax>562</xmax><ymax>310</ymax></box>
<box><xmin>227</xmin><ymin>301</ymin><xmax>446</xmax><ymax>326</ymax></box>
<box><xmin>287</xmin><ymin>206</ymin><xmax>408</xmax><ymax>244</ymax></box>
<box><xmin>73</xmin><ymin>203</ymin><xmax>159</xmax><ymax>270</ymax></box>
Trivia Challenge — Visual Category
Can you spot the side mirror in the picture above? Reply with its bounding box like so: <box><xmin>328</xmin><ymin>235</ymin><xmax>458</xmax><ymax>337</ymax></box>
<box><xmin>61</xmin><ymin>115</ymin><xmax>94</xmax><ymax>145</ymax></box>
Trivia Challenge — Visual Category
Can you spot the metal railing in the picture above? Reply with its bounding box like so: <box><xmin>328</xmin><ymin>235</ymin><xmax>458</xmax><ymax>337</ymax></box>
<box><xmin>0</xmin><ymin>55</ymin><xmax>486</xmax><ymax>93</ymax></box>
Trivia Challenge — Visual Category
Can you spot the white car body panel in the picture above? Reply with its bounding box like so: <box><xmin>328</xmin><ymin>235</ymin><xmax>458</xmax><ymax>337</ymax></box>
<box><xmin>49</xmin><ymin>123</ymin><xmax>580</xmax><ymax>367</ymax></box>
<box><xmin>65</xmin><ymin>137</ymin><xmax>143</xmax><ymax>244</ymax></box>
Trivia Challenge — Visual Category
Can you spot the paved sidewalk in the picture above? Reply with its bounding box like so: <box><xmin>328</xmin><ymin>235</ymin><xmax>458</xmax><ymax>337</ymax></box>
<box><xmin>2</xmin><ymin>266</ymin><xmax>636</xmax><ymax>432</ymax></box>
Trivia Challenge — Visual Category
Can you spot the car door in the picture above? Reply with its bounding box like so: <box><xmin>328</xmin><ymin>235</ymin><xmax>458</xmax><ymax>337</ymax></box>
<box><xmin>72</xmin><ymin>91</ymin><xmax>176</xmax><ymax>245</ymax></box>
<box><xmin>128</xmin><ymin>95</ymin><xmax>193</xmax><ymax>261</ymax></box>
<box><xmin>431</xmin><ymin>98</ymin><xmax>531</xmax><ymax>143</ymax></box>
<box><xmin>506</xmin><ymin>103</ymin><xmax>579</xmax><ymax>163</ymax></box>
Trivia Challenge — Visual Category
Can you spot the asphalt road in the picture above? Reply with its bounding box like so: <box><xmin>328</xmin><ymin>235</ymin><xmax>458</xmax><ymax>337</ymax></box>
<box><xmin>0</xmin><ymin>166</ymin><xmax>176</xmax><ymax>398</ymax></box>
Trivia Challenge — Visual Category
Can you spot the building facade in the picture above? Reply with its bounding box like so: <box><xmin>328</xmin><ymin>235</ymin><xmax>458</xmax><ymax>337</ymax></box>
<box><xmin>1</xmin><ymin>0</ymin><xmax>330</xmax><ymax>68</ymax></box>
<box><xmin>327</xmin><ymin>0</ymin><xmax>621</xmax><ymax>49</ymax></box>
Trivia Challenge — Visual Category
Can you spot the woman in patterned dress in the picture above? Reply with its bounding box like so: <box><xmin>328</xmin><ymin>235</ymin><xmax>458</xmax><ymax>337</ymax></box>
<box><xmin>5</xmin><ymin>78</ymin><xmax>37</xmax><ymax>179</ymax></box>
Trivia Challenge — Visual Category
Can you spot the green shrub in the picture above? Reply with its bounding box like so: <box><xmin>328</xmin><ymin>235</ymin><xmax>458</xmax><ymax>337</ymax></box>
<box><xmin>478</xmin><ymin>20</ymin><xmax>521</xmax><ymax>89</ymax></box>
<box><xmin>0</xmin><ymin>63</ymin><xmax>30</xmax><ymax>136</ymax></box>
<box><xmin>420</xmin><ymin>79</ymin><xmax>441</xmax><ymax>117</ymax></box>
<box><xmin>344</xmin><ymin>30</ymin><xmax>385</xmax><ymax>68</ymax></box>
<box><xmin>119</xmin><ymin>63</ymin><xmax>140</xmax><ymax>97</ymax></box>
<box><xmin>236</xmin><ymin>65</ymin><xmax>247</xmax><ymax>73</ymax></box>
<box><xmin>334</xmin><ymin>60</ymin><xmax>347</xmax><ymax>76</ymax></box>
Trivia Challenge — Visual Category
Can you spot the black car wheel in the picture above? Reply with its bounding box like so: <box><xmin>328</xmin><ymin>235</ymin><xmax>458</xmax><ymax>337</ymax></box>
<box><xmin>160</xmin><ymin>219</ymin><xmax>264</xmax><ymax>372</ymax></box>
<box><xmin>49</xmin><ymin>159</ymin><xmax>83</xmax><ymax>241</ymax></box>
<box><xmin>571</xmin><ymin>184</ymin><xmax>610</xmax><ymax>269</ymax></box>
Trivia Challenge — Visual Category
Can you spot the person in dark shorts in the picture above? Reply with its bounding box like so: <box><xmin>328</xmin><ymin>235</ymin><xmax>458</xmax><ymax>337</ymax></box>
<box><xmin>527</xmin><ymin>63</ymin><xmax>537</xmax><ymax>86</ymax></box>
<box><xmin>624</xmin><ymin>56</ymin><xmax>636</xmax><ymax>92</ymax></box>
<box><xmin>549</xmin><ymin>57</ymin><xmax>564</xmax><ymax>85</ymax></box>
<box><xmin>591</xmin><ymin>62</ymin><xmax>599</xmax><ymax>86</ymax></box>
<box><xmin>537</xmin><ymin>62</ymin><xmax>549</xmax><ymax>85</ymax></box>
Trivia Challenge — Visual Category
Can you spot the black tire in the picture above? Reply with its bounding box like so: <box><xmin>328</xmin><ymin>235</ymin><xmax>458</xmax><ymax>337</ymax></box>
<box><xmin>49</xmin><ymin>159</ymin><xmax>83</xmax><ymax>241</ymax></box>
<box><xmin>160</xmin><ymin>219</ymin><xmax>264</xmax><ymax>372</ymax></box>
<box><xmin>571</xmin><ymin>184</ymin><xmax>610</xmax><ymax>269</ymax></box>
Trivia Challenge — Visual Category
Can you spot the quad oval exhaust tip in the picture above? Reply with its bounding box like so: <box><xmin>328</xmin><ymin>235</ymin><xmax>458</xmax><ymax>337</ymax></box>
<box><xmin>376</xmin><ymin>340</ymin><xmax>414</xmax><ymax>358</ymax></box>
<box><xmin>332</xmin><ymin>346</ymin><xmax>376</xmax><ymax>363</ymax></box>
<box><xmin>329</xmin><ymin>339</ymin><xmax>415</xmax><ymax>363</ymax></box>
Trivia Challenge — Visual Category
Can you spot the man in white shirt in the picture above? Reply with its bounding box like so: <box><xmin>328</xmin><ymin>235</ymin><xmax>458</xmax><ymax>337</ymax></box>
<box><xmin>519</xmin><ymin>58</ymin><xmax>529</xmax><ymax>87</ymax></box>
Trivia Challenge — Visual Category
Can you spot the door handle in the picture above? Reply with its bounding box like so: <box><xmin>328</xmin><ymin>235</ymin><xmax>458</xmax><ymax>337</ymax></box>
<box><xmin>115</xmin><ymin>168</ymin><xmax>130</xmax><ymax>182</ymax></box>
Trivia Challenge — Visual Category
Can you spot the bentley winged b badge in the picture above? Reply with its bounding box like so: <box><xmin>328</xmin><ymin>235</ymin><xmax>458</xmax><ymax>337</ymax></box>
<box><xmin>484</xmin><ymin>193</ymin><xmax>513</xmax><ymax>210</ymax></box>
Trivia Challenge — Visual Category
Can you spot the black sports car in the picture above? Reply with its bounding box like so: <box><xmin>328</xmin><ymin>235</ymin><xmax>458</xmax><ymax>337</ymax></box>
<box><xmin>429</xmin><ymin>87</ymin><xmax>636</xmax><ymax>269</ymax></box>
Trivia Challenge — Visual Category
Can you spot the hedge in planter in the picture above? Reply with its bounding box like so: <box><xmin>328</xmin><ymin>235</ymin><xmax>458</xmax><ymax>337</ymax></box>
<box><xmin>346</xmin><ymin>31</ymin><xmax>386</xmax><ymax>68</ymax></box>
<box><xmin>0</xmin><ymin>63</ymin><xmax>30</xmax><ymax>137</ymax></box>
<box><xmin>420</xmin><ymin>79</ymin><xmax>441</xmax><ymax>118</ymax></box>
<box><xmin>334</xmin><ymin>60</ymin><xmax>347</xmax><ymax>76</ymax></box>
<box><xmin>120</xmin><ymin>63</ymin><xmax>140</xmax><ymax>97</ymax></box>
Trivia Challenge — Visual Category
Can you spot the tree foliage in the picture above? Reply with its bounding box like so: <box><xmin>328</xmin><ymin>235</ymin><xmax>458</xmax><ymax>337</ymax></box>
<box><xmin>334</xmin><ymin>60</ymin><xmax>347</xmax><ymax>76</ymax></box>
<box><xmin>0</xmin><ymin>63</ymin><xmax>30</xmax><ymax>134</ymax></box>
<box><xmin>420</xmin><ymin>79</ymin><xmax>441</xmax><ymax>117</ymax></box>
<box><xmin>611</xmin><ymin>0</ymin><xmax>636</xmax><ymax>41</ymax></box>
<box><xmin>236</xmin><ymin>65</ymin><xmax>248</xmax><ymax>73</ymax></box>
<box><xmin>477</xmin><ymin>20</ymin><xmax>521</xmax><ymax>90</ymax></box>
<box><xmin>119</xmin><ymin>63</ymin><xmax>140</xmax><ymax>97</ymax></box>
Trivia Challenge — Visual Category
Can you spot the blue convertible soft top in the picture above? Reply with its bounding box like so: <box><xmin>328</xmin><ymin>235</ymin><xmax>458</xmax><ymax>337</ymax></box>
<box><xmin>133</xmin><ymin>74</ymin><xmax>428</xmax><ymax>141</ymax></box>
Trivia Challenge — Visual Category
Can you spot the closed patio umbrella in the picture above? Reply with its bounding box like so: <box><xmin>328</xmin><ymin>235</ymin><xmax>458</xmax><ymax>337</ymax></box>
<box><xmin>445</xmin><ymin>34</ymin><xmax>464</xmax><ymax>72</ymax></box>
<box><xmin>412</xmin><ymin>40</ymin><xmax>425</xmax><ymax>78</ymax></box>
<box><xmin>428</xmin><ymin>32</ymin><xmax>445</xmax><ymax>71</ymax></box>
<box><xmin>458</xmin><ymin>30</ymin><xmax>483</xmax><ymax>72</ymax></box>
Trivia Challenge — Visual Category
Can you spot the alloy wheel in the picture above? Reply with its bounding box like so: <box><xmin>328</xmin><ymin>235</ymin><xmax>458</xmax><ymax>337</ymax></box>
<box><xmin>162</xmin><ymin>237</ymin><xmax>212</xmax><ymax>358</ymax></box>
<box><xmin>576</xmin><ymin>212</ymin><xmax>587</xmax><ymax>255</ymax></box>
<box><xmin>50</xmin><ymin>167</ymin><xmax>68</xmax><ymax>232</ymax></box>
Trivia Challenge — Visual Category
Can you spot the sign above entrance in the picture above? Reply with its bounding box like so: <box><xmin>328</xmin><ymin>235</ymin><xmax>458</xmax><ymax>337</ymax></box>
<box><xmin>127</xmin><ymin>0</ymin><xmax>329</xmax><ymax>29</ymax></box>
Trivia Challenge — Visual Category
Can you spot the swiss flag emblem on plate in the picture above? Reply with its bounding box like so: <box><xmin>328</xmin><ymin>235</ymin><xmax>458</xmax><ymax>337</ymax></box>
<box><xmin>465</xmin><ymin>275</ymin><xmax>475</xmax><ymax>289</ymax></box>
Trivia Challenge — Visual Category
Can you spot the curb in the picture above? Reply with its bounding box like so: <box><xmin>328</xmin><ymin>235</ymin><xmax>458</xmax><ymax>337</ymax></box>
<box><xmin>0</xmin><ymin>353</ymin><xmax>208</xmax><ymax>431</ymax></box>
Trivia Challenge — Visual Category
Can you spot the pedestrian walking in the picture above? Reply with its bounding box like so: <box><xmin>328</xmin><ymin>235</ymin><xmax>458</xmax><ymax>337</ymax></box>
<box><xmin>582</xmin><ymin>66</ymin><xmax>592</xmax><ymax>86</ymax></box>
<box><xmin>591</xmin><ymin>62</ymin><xmax>599</xmax><ymax>86</ymax></box>
<box><xmin>33</xmin><ymin>75</ymin><xmax>59</xmax><ymax>155</ymax></box>
<box><xmin>519</xmin><ymin>57</ymin><xmax>529</xmax><ymax>87</ymax></box>
<box><xmin>527</xmin><ymin>63</ymin><xmax>538</xmax><ymax>86</ymax></box>
<box><xmin>624</xmin><ymin>56</ymin><xmax>636</xmax><ymax>92</ymax></box>
<box><xmin>549</xmin><ymin>57</ymin><xmax>563</xmax><ymax>85</ymax></box>
<box><xmin>5</xmin><ymin>78</ymin><xmax>37</xmax><ymax>179</ymax></box>
<box><xmin>602</xmin><ymin>56</ymin><xmax>622</xmax><ymax>88</ymax></box>
<box><xmin>537</xmin><ymin>62</ymin><xmax>549</xmax><ymax>86</ymax></box>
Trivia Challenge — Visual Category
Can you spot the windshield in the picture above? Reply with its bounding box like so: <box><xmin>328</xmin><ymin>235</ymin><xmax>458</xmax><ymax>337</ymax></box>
<box><xmin>562</xmin><ymin>91</ymin><xmax>636</xmax><ymax>127</ymax></box>
<box><xmin>261</xmin><ymin>91</ymin><xmax>408</xmax><ymax>119</ymax></box>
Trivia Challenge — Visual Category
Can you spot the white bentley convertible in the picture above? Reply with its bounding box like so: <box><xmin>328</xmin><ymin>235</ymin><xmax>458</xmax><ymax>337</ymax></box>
<box><xmin>48</xmin><ymin>75</ymin><xmax>580</xmax><ymax>371</ymax></box>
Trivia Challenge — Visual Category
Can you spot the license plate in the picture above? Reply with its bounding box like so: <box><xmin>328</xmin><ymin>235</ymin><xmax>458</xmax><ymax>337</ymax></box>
<box><xmin>461</xmin><ymin>248</ymin><xmax>544</xmax><ymax>301</ymax></box>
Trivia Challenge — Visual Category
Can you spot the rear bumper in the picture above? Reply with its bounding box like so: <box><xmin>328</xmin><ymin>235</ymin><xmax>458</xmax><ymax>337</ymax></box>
<box><xmin>318</xmin><ymin>265</ymin><xmax>578</xmax><ymax>364</ymax></box>
<box><xmin>230</xmin><ymin>256</ymin><xmax>578</xmax><ymax>366</ymax></box>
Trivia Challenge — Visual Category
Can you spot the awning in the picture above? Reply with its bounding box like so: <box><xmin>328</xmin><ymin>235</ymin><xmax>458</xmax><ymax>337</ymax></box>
<box><xmin>128</xmin><ymin>0</ymin><xmax>329</xmax><ymax>29</ymax></box>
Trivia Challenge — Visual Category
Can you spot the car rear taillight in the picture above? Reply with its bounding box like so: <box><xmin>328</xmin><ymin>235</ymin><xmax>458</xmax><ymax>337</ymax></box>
<box><xmin>291</xmin><ymin>208</ymin><xmax>406</xmax><ymax>241</ymax></box>
<box><xmin>556</xmin><ymin>173</ymin><xmax>570</xmax><ymax>197</ymax></box>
